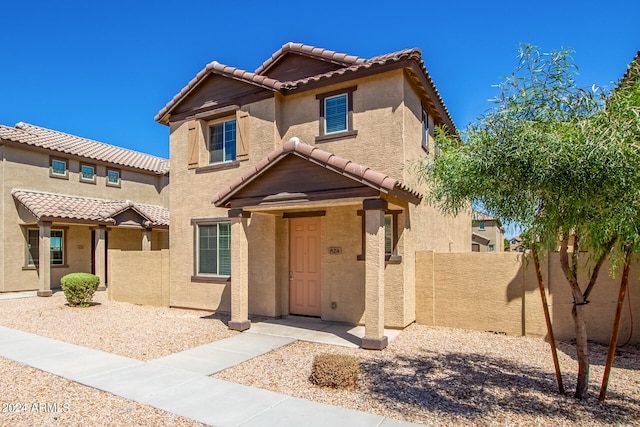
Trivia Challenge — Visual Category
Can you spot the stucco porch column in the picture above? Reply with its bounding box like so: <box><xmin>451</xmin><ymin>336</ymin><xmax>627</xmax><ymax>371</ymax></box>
<box><xmin>142</xmin><ymin>228</ymin><xmax>152</xmax><ymax>251</ymax></box>
<box><xmin>228</xmin><ymin>208</ymin><xmax>251</xmax><ymax>331</ymax></box>
<box><xmin>362</xmin><ymin>198</ymin><xmax>388</xmax><ymax>350</ymax></box>
<box><xmin>37</xmin><ymin>221</ymin><xmax>52</xmax><ymax>297</ymax></box>
<box><xmin>94</xmin><ymin>226</ymin><xmax>107</xmax><ymax>291</ymax></box>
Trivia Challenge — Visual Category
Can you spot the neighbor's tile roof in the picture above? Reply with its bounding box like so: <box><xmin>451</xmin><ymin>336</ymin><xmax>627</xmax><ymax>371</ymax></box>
<box><xmin>620</xmin><ymin>50</ymin><xmax>640</xmax><ymax>86</ymax></box>
<box><xmin>255</xmin><ymin>42</ymin><xmax>367</xmax><ymax>75</ymax></box>
<box><xmin>0</xmin><ymin>122</ymin><xmax>169</xmax><ymax>174</ymax></box>
<box><xmin>12</xmin><ymin>189</ymin><xmax>169</xmax><ymax>227</ymax></box>
<box><xmin>213</xmin><ymin>137</ymin><xmax>422</xmax><ymax>207</ymax></box>
<box><xmin>156</xmin><ymin>42</ymin><xmax>455</xmax><ymax>132</ymax></box>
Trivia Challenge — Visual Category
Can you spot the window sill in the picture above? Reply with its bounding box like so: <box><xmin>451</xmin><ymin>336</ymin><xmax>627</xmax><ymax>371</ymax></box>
<box><xmin>191</xmin><ymin>275</ymin><xmax>231</xmax><ymax>283</ymax></box>
<box><xmin>50</xmin><ymin>173</ymin><xmax>69</xmax><ymax>180</ymax></box>
<box><xmin>106</xmin><ymin>182</ymin><xmax>121</xmax><ymax>188</ymax></box>
<box><xmin>23</xmin><ymin>264</ymin><xmax>69</xmax><ymax>270</ymax></box>
<box><xmin>80</xmin><ymin>179</ymin><xmax>96</xmax><ymax>185</ymax></box>
<box><xmin>195</xmin><ymin>161</ymin><xmax>240</xmax><ymax>174</ymax></box>
<box><xmin>356</xmin><ymin>255</ymin><xmax>402</xmax><ymax>264</ymax></box>
<box><xmin>315</xmin><ymin>130</ymin><xmax>358</xmax><ymax>143</ymax></box>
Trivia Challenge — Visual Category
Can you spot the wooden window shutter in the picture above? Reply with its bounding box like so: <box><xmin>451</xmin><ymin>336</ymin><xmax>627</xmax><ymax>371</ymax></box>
<box><xmin>187</xmin><ymin>120</ymin><xmax>199</xmax><ymax>169</ymax></box>
<box><xmin>235</xmin><ymin>110</ymin><xmax>250</xmax><ymax>161</ymax></box>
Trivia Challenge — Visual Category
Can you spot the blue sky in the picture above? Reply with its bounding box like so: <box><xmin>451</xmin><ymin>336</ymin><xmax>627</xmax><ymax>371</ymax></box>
<box><xmin>1</xmin><ymin>0</ymin><xmax>638</xmax><ymax>161</ymax></box>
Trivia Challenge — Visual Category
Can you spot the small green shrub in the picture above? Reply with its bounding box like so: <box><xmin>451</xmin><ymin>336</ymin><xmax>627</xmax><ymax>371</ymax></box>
<box><xmin>309</xmin><ymin>354</ymin><xmax>360</xmax><ymax>390</ymax></box>
<box><xmin>60</xmin><ymin>273</ymin><xmax>99</xmax><ymax>307</ymax></box>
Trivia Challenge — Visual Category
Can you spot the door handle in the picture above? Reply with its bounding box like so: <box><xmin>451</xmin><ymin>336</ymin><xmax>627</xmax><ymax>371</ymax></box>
<box><xmin>289</xmin><ymin>271</ymin><xmax>293</xmax><ymax>281</ymax></box>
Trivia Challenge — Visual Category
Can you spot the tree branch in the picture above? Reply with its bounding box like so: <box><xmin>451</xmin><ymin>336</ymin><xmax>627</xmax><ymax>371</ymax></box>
<box><xmin>583</xmin><ymin>237</ymin><xmax>617</xmax><ymax>301</ymax></box>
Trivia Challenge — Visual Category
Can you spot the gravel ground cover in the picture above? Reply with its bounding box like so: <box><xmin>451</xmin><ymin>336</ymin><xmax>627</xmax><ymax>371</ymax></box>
<box><xmin>1</xmin><ymin>292</ymin><xmax>638</xmax><ymax>426</ymax></box>
<box><xmin>214</xmin><ymin>325</ymin><xmax>640</xmax><ymax>426</ymax></box>
<box><xmin>0</xmin><ymin>291</ymin><xmax>237</xmax><ymax>361</ymax></box>
<box><xmin>0</xmin><ymin>356</ymin><xmax>206</xmax><ymax>427</ymax></box>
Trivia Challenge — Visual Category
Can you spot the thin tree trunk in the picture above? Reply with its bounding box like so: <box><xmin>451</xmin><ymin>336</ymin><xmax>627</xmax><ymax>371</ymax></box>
<box><xmin>583</xmin><ymin>237</ymin><xmax>616</xmax><ymax>302</ymax></box>
<box><xmin>531</xmin><ymin>247</ymin><xmax>564</xmax><ymax>394</ymax></box>
<box><xmin>559</xmin><ymin>235</ymin><xmax>590</xmax><ymax>399</ymax></box>
<box><xmin>599</xmin><ymin>248</ymin><xmax>632</xmax><ymax>401</ymax></box>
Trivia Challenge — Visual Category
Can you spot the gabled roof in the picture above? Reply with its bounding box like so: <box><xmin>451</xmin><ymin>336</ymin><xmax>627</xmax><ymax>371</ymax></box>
<box><xmin>12</xmin><ymin>189</ymin><xmax>169</xmax><ymax>227</ymax></box>
<box><xmin>155</xmin><ymin>42</ymin><xmax>456</xmax><ymax>132</ymax></box>
<box><xmin>0</xmin><ymin>122</ymin><xmax>169</xmax><ymax>175</ymax></box>
<box><xmin>213</xmin><ymin>137</ymin><xmax>422</xmax><ymax>208</ymax></box>
<box><xmin>620</xmin><ymin>50</ymin><xmax>640</xmax><ymax>87</ymax></box>
<box><xmin>255</xmin><ymin>42</ymin><xmax>366</xmax><ymax>76</ymax></box>
<box><xmin>472</xmin><ymin>209</ymin><xmax>501</xmax><ymax>222</ymax></box>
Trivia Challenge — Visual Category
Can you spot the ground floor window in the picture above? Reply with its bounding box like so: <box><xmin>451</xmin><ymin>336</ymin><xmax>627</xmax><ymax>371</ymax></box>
<box><xmin>357</xmin><ymin>210</ymin><xmax>402</xmax><ymax>263</ymax></box>
<box><xmin>196</xmin><ymin>222</ymin><xmax>231</xmax><ymax>276</ymax></box>
<box><xmin>27</xmin><ymin>229</ymin><xmax>64</xmax><ymax>266</ymax></box>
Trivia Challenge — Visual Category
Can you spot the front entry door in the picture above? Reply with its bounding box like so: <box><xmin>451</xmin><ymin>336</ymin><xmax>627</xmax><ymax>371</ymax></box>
<box><xmin>289</xmin><ymin>217</ymin><xmax>321</xmax><ymax>316</ymax></box>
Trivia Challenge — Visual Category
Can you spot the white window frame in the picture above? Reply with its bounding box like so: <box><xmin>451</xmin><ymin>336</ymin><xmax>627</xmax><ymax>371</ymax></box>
<box><xmin>80</xmin><ymin>163</ymin><xmax>96</xmax><ymax>183</ymax></box>
<box><xmin>194</xmin><ymin>220</ymin><xmax>231</xmax><ymax>278</ymax></box>
<box><xmin>26</xmin><ymin>228</ymin><xmax>65</xmax><ymax>266</ymax></box>
<box><xmin>208</xmin><ymin>118</ymin><xmax>237</xmax><ymax>164</ymax></box>
<box><xmin>107</xmin><ymin>168</ymin><xmax>121</xmax><ymax>187</ymax></box>
<box><xmin>50</xmin><ymin>157</ymin><xmax>68</xmax><ymax>179</ymax></box>
<box><xmin>324</xmin><ymin>93</ymin><xmax>348</xmax><ymax>135</ymax></box>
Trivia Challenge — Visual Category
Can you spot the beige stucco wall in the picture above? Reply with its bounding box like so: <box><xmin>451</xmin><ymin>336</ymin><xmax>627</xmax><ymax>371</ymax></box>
<box><xmin>0</xmin><ymin>143</ymin><xmax>168</xmax><ymax>292</ymax></box>
<box><xmin>108</xmin><ymin>249</ymin><xmax>170</xmax><ymax>306</ymax></box>
<box><xmin>167</xmin><ymin>68</ymin><xmax>468</xmax><ymax>327</ymax></box>
<box><xmin>472</xmin><ymin>223</ymin><xmax>504</xmax><ymax>251</ymax></box>
<box><xmin>415</xmin><ymin>251</ymin><xmax>640</xmax><ymax>345</ymax></box>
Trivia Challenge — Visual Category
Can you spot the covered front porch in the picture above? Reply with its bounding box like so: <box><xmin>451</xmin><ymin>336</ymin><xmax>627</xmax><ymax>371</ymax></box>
<box><xmin>11</xmin><ymin>189</ymin><xmax>169</xmax><ymax>296</ymax></box>
<box><xmin>212</xmin><ymin>138</ymin><xmax>421</xmax><ymax>349</ymax></box>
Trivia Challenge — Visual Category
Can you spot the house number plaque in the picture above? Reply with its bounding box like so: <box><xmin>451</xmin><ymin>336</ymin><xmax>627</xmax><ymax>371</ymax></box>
<box><xmin>328</xmin><ymin>247</ymin><xmax>342</xmax><ymax>255</ymax></box>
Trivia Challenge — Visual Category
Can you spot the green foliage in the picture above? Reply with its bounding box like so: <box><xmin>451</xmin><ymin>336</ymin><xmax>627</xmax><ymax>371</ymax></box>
<box><xmin>309</xmin><ymin>354</ymin><xmax>360</xmax><ymax>389</ymax></box>
<box><xmin>60</xmin><ymin>272</ymin><xmax>99</xmax><ymax>307</ymax></box>
<box><xmin>414</xmin><ymin>44</ymin><xmax>640</xmax><ymax>398</ymax></box>
<box><xmin>504</xmin><ymin>238</ymin><xmax>510</xmax><ymax>250</ymax></box>
<box><xmin>416</xmin><ymin>44</ymin><xmax>640</xmax><ymax>264</ymax></box>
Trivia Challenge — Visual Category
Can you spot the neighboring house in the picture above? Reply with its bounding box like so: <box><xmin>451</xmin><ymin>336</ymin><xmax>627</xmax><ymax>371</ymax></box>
<box><xmin>0</xmin><ymin>122</ymin><xmax>169</xmax><ymax>296</ymax></box>
<box><xmin>471</xmin><ymin>210</ymin><xmax>504</xmax><ymax>252</ymax></box>
<box><xmin>509</xmin><ymin>235</ymin><xmax>524</xmax><ymax>252</ymax></box>
<box><xmin>155</xmin><ymin>42</ymin><xmax>470</xmax><ymax>349</ymax></box>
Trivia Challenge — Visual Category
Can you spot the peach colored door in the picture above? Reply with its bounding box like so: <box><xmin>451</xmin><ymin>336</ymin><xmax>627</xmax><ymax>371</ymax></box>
<box><xmin>289</xmin><ymin>217</ymin><xmax>321</xmax><ymax>316</ymax></box>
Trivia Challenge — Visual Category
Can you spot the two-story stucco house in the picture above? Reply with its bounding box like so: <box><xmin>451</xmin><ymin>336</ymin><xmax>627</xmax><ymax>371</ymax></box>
<box><xmin>471</xmin><ymin>210</ymin><xmax>505</xmax><ymax>252</ymax></box>
<box><xmin>0</xmin><ymin>122</ymin><xmax>169</xmax><ymax>296</ymax></box>
<box><xmin>156</xmin><ymin>43</ymin><xmax>470</xmax><ymax>349</ymax></box>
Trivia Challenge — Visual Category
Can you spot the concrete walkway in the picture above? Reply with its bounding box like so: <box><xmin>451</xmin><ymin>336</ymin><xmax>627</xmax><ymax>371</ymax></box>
<box><xmin>0</xmin><ymin>325</ymin><xmax>420</xmax><ymax>426</ymax></box>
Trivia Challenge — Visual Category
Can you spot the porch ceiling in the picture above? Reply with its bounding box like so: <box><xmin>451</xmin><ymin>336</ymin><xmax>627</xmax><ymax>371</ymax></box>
<box><xmin>212</xmin><ymin>138</ymin><xmax>422</xmax><ymax>209</ymax></box>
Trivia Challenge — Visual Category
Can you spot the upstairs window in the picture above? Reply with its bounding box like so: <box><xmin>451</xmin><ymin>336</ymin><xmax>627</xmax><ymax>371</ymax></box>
<box><xmin>209</xmin><ymin>119</ymin><xmax>237</xmax><ymax>164</ymax></box>
<box><xmin>422</xmin><ymin>109</ymin><xmax>429</xmax><ymax>153</ymax></box>
<box><xmin>325</xmin><ymin>94</ymin><xmax>347</xmax><ymax>134</ymax></box>
<box><xmin>107</xmin><ymin>169</ymin><xmax>121</xmax><ymax>187</ymax></box>
<box><xmin>50</xmin><ymin>157</ymin><xmax>68</xmax><ymax>179</ymax></box>
<box><xmin>80</xmin><ymin>164</ymin><xmax>96</xmax><ymax>183</ymax></box>
<box><xmin>316</xmin><ymin>86</ymin><xmax>357</xmax><ymax>142</ymax></box>
<box><xmin>479</xmin><ymin>222</ymin><xmax>485</xmax><ymax>230</ymax></box>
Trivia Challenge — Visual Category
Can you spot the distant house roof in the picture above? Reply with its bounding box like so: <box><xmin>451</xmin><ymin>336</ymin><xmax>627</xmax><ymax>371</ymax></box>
<box><xmin>213</xmin><ymin>137</ymin><xmax>422</xmax><ymax>208</ymax></box>
<box><xmin>620</xmin><ymin>50</ymin><xmax>640</xmax><ymax>86</ymax></box>
<box><xmin>0</xmin><ymin>122</ymin><xmax>169</xmax><ymax>175</ymax></box>
<box><xmin>12</xmin><ymin>189</ymin><xmax>169</xmax><ymax>227</ymax></box>
<box><xmin>155</xmin><ymin>42</ymin><xmax>455</xmax><ymax>133</ymax></box>
<box><xmin>472</xmin><ymin>209</ymin><xmax>502</xmax><ymax>223</ymax></box>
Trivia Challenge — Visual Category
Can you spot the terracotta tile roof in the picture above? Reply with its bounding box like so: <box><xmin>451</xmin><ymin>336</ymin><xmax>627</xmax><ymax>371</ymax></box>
<box><xmin>472</xmin><ymin>209</ymin><xmax>501</xmax><ymax>222</ymax></box>
<box><xmin>154</xmin><ymin>61</ymin><xmax>283</xmax><ymax>123</ymax></box>
<box><xmin>155</xmin><ymin>43</ymin><xmax>456</xmax><ymax>132</ymax></box>
<box><xmin>212</xmin><ymin>137</ymin><xmax>422</xmax><ymax>207</ymax></box>
<box><xmin>0</xmin><ymin>123</ymin><xmax>169</xmax><ymax>174</ymax></box>
<box><xmin>12</xmin><ymin>189</ymin><xmax>169</xmax><ymax>227</ymax></box>
<box><xmin>620</xmin><ymin>50</ymin><xmax>640</xmax><ymax>86</ymax></box>
<box><xmin>255</xmin><ymin>42</ymin><xmax>366</xmax><ymax>76</ymax></box>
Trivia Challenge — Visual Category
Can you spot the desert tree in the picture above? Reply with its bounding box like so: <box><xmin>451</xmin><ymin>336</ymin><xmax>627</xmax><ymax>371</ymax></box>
<box><xmin>416</xmin><ymin>44</ymin><xmax>640</xmax><ymax>399</ymax></box>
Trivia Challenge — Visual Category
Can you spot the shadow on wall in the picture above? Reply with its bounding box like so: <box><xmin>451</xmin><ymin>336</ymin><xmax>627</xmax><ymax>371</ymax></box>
<box><xmin>360</xmin><ymin>350</ymin><xmax>639</xmax><ymax>423</ymax></box>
